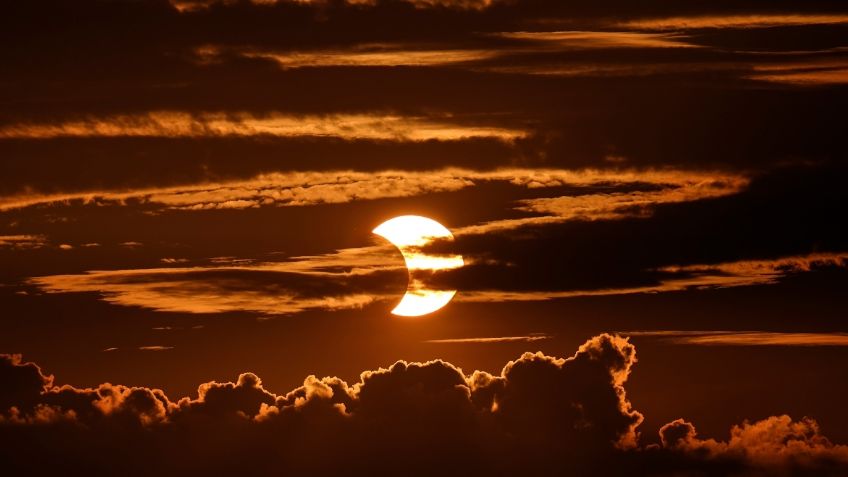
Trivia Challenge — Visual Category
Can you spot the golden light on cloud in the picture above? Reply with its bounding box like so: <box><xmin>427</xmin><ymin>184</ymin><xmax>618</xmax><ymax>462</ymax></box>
<box><xmin>621</xmin><ymin>331</ymin><xmax>848</xmax><ymax>347</ymax></box>
<box><xmin>242</xmin><ymin>46</ymin><xmax>499</xmax><ymax>68</ymax></box>
<box><xmin>495</xmin><ymin>31</ymin><xmax>698</xmax><ymax>49</ymax></box>
<box><xmin>617</xmin><ymin>14</ymin><xmax>848</xmax><ymax>31</ymax></box>
<box><xmin>0</xmin><ymin>111</ymin><xmax>525</xmax><ymax>142</ymax></box>
<box><xmin>0</xmin><ymin>168</ymin><xmax>747</xmax><ymax>213</ymax></box>
<box><xmin>372</xmin><ymin>215</ymin><xmax>464</xmax><ymax>317</ymax></box>
<box><xmin>749</xmin><ymin>59</ymin><xmax>848</xmax><ymax>85</ymax></box>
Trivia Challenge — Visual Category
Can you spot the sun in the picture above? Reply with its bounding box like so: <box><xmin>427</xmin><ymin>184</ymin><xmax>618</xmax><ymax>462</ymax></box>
<box><xmin>372</xmin><ymin>215</ymin><xmax>464</xmax><ymax>316</ymax></box>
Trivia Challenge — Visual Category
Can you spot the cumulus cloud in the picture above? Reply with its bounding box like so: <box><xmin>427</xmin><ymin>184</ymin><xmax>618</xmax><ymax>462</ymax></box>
<box><xmin>2</xmin><ymin>336</ymin><xmax>845</xmax><ymax>476</ymax></box>
<box><xmin>0</xmin><ymin>335</ymin><xmax>641</xmax><ymax>474</ymax></box>
<box><xmin>660</xmin><ymin>416</ymin><xmax>848</xmax><ymax>472</ymax></box>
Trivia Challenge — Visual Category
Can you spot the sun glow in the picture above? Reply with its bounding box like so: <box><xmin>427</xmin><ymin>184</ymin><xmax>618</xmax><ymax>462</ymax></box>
<box><xmin>372</xmin><ymin>215</ymin><xmax>464</xmax><ymax>316</ymax></box>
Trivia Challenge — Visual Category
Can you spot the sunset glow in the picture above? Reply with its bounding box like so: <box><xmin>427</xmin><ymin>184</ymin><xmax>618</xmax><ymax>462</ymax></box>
<box><xmin>3</xmin><ymin>0</ymin><xmax>848</xmax><ymax>475</ymax></box>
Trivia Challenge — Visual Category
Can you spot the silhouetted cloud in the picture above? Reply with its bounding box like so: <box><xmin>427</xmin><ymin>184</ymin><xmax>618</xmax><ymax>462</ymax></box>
<box><xmin>2</xmin><ymin>1</ymin><xmax>848</xmax><ymax>474</ymax></box>
<box><xmin>2</xmin><ymin>336</ymin><xmax>846</xmax><ymax>475</ymax></box>
<box><xmin>661</xmin><ymin>416</ymin><xmax>848</xmax><ymax>473</ymax></box>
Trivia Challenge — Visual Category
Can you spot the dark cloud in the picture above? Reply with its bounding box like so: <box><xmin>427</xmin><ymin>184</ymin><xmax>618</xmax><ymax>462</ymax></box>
<box><xmin>0</xmin><ymin>136</ymin><xmax>517</xmax><ymax>196</ymax></box>
<box><xmin>0</xmin><ymin>354</ymin><xmax>52</xmax><ymax>411</ymax></box>
<box><xmin>2</xmin><ymin>1</ymin><xmax>848</xmax><ymax>475</ymax></box>
<box><xmin>429</xmin><ymin>163</ymin><xmax>848</xmax><ymax>295</ymax></box>
<box><xmin>660</xmin><ymin>416</ymin><xmax>848</xmax><ymax>474</ymax></box>
<box><xmin>2</xmin><ymin>336</ymin><xmax>847</xmax><ymax>476</ymax></box>
<box><xmin>1</xmin><ymin>0</ymin><xmax>846</xmax><ymax>189</ymax></box>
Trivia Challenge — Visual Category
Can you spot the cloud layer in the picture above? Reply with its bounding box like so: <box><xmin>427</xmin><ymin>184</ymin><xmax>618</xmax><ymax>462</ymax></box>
<box><xmin>2</xmin><ymin>335</ymin><xmax>846</xmax><ymax>476</ymax></box>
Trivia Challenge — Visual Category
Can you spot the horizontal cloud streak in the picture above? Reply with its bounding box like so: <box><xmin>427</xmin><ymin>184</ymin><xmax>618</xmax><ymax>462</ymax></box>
<box><xmin>0</xmin><ymin>168</ymin><xmax>747</xmax><ymax>215</ymax></box>
<box><xmin>237</xmin><ymin>46</ymin><xmax>500</xmax><ymax>68</ymax></box>
<box><xmin>0</xmin><ymin>235</ymin><xmax>46</xmax><ymax>250</ymax></box>
<box><xmin>457</xmin><ymin>252</ymin><xmax>848</xmax><ymax>303</ymax></box>
<box><xmin>749</xmin><ymin>59</ymin><xmax>848</xmax><ymax>85</ymax></box>
<box><xmin>618</xmin><ymin>14</ymin><xmax>848</xmax><ymax>31</ymax></box>
<box><xmin>0</xmin><ymin>112</ymin><xmax>526</xmax><ymax>142</ymax></box>
<box><xmin>493</xmin><ymin>31</ymin><xmax>698</xmax><ymax>49</ymax></box>
<box><xmin>27</xmin><ymin>248</ymin><xmax>847</xmax><ymax>316</ymax></box>
<box><xmin>27</xmin><ymin>255</ymin><xmax>404</xmax><ymax>316</ymax></box>
<box><xmin>424</xmin><ymin>334</ymin><xmax>551</xmax><ymax>344</ymax></box>
<box><xmin>623</xmin><ymin>331</ymin><xmax>848</xmax><ymax>346</ymax></box>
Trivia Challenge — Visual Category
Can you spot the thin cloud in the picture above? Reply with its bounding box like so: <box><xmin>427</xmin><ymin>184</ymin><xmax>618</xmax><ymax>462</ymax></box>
<box><xmin>0</xmin><ymin>112</ymin><xmax>526</xmax><ymax>142</ymax></box>
<box><xmin>618</xmin><ymin>14</ymin><xmax>848</xmax><ymax>31</ymax></box>
<box><xmin>171</xmin><ymin>0</ymin><xmax>498</xmax><ymax>12</ymax></box>
<box><xmin>27</xmin><ymin>248</ymin><xmax>405</xmax><ymax>315</ymax></box>
<box><xmin>749</xmin><ymin>59</ymin><xmax>848</xmax><ymax>85</ymax></box>
<box><xmin>622</xmin><ymin>331</ymin><xmax>848</xmax><ymax>346</ymax></box>
<box><xmin>229</xmin><ymin>31</ymin><xmax>698</xmax><ymax>70</ymax></box>
<box><xmin>28</xmin><ymin>250</ymin><xmax>847</xmax><ymax>316</ymax></box>
<box><xmin>138</xmin><ymin>346</ymin><xmax>175</xmax><ymax>351</ymax></box>
<box><xmin>476</xmin><ymin>61</ymin><xmax>737</xmax><ymax>78</ymax></box>
<box><xmin>0</xmin><ymin>168</ymin><xmax>747</xmax><ymax>214</ymax></box>
<box><xmin>0</xmin><ymin>235</ymin><xmax>46</xmax><ymax>250</ymax></box>
<box><xmin>424</xmin><ymin>334</ymin><xmax>551</xmax><ymax>344</ymax></box>
<box><xmin>514</xmin><ymin>175</ymin><xmax>746</xmax><ymax>222</ymax></box>
<box><xmin>457</xmin><ymin>252</ymin><xmax>848</xmax><ymax>303</ymax></box>
<box><xmin>236</xmin><ymin>46</ymin><xmax>501</xmax><ymax>68</ymax></box>
<box><xmin>494</xmin><ymin>31</ymin><xmax>698</xmax><ymax>49</ymax></box>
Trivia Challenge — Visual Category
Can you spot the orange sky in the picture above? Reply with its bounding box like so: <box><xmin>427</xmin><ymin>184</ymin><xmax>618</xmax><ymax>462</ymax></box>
<box><xmin>1</xmin><ymin>1</ymin><xmax>848</xmax><ymax>475</ymax></box>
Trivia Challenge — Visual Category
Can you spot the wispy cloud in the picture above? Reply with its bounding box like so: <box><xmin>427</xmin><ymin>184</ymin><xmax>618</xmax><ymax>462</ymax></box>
<box><xmin>28</xmin><ymin>246</ymin><xmax>405</xmax><ymax>316</ymax></box>
<box><xmin>618</xmin><ymin>14</ymin><xmax>848</xmax><ymax>31</ymax></box>
<box><xmin>0</xmin><ymin>168</ymin><xmax>747</xmax><ymax>218</ymax></box>
<box><xmin>232</xmin><ymin>45</ymin><xmax>500</xmax><ymax>68</ymax></box>
<box><xmin>0</xmin><ymin>235</ymin><xmax>47</xmax><ymax>249</ymax></box>
<box><xmin>749</xmin><ymin>59</ymin><xmax>848</xmax><ymax>85</ymax></box>
<box><xmin>621</xmin><ymin>330</ymin><xmax>848</xmax><ymax>346</ymax></box>
<box><xmin>138</xmin><ymin>346</ymin><xmax>175</xmax><ymax>351</ymax></box>
<box><xmin>29</xmin><ymin>247</ymin><xmax>848</xmax><ymax>316</ymax></box>
<box><xmin>494</xmin><ymin>31</ymin><xmax>698</xmax><ymax>49</ymax></box>
<box><xmin>171</xmin><ymin>0</ymin><xmax>497</xmax><ymax>12</ymax></box>
<box><xmin>514</xmin><ymin>176</ymin><xmax>745</xmax><ymax>222</ymax></box>
<box><xmin>458</xmin><ymin>252</ymin><xmax>848</xmax><ymax>303</ymax></box>
<box><xmin>424</xmin><ymin>334</ymin><xmax>551</xmax><ymax>344</ymax></box>
<box><xmin>0</xmin><ymin>112</ymin><xmax>525</xmax><ymax>142</ymax></box>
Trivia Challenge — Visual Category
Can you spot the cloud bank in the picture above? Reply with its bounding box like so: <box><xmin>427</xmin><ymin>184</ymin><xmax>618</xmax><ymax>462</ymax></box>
<box><xmin>2</xmin><ymin>335</ymin><xmax>846</xmax><ymax>476</ymax></box>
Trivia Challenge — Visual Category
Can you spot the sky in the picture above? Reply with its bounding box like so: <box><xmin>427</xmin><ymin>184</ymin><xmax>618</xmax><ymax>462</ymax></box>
<box><xmin>2</xmin><ymin>1</ymin><xmax>848</xmax><ymax>475</ymax></box>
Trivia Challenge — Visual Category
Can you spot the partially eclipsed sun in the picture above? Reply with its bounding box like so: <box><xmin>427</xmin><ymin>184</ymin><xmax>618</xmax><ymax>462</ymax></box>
<box><xmin>373</xmin><ymin>215</ymin><xmax>464</xmax><ymax>316</ymax></box>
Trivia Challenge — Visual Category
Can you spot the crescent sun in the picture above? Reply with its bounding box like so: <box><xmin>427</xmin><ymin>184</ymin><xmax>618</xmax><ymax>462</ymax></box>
<box><xmin>372</xmin><ymin>215</ymin><xmax>464</xmax><ymax>317</ymax></box>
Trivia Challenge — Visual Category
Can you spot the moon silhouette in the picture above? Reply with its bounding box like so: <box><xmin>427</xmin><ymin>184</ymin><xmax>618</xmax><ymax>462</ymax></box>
<box><xmin>373</xmin><ymin>215</ymin><xmax>464</xmax><ymax>316</ymax></box>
